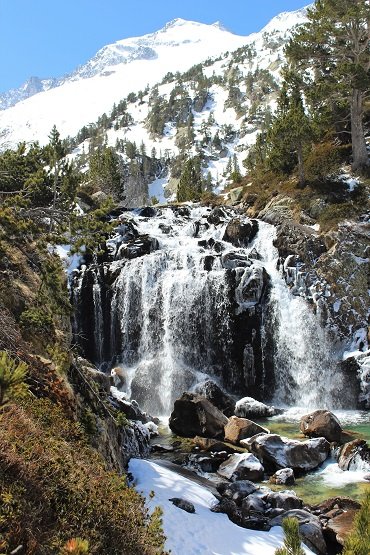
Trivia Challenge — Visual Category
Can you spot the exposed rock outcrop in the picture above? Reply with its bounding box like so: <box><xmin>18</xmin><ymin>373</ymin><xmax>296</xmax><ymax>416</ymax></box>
<box><xmin>224</xmin><ymin>416</ymin><xmax>269</xmax><ymax>445</ymax></box>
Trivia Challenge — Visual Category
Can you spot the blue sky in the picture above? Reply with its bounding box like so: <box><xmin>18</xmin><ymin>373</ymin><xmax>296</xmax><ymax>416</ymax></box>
<box><xmin>0</xmin><ymin>0</ymin><xmax>309</xmax><ymax>94</ymax></box>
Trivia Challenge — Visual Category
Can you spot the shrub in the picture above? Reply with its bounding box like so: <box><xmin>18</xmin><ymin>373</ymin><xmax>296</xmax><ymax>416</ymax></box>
<box><xmin>20</xmin><ymin>306</ymin><xmax>53</xmax><ymax>333</ymax></box>
<box><xmin>0</xmin><ymin>351</ymin><xmax>29</xmax><ymax>406</ymax></box>
<box><xmin>0</xmin><ymin>400</ymin><xmax>167</xmax><ymax>554</ymax></box>
<box><xmin>275</xmin><ymin>517</ymin><xmax>305</xmax><ymax>555</ymax></box>
<box><xmin>60</xmin><ymin>538</ymin><xmax>90</xmax><ymax>555</ymax></box>
<box><xmin>304</xmin><ymin>142</ymin><xmax>343</xmax><ymax>183</ymax></box>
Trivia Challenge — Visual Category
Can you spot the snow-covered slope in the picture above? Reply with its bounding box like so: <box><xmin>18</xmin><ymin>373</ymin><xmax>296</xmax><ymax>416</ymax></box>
<box><xmin>0</xmin><ymin>8</ymin><xmax>307</xmax><ymax>150</ymax></box>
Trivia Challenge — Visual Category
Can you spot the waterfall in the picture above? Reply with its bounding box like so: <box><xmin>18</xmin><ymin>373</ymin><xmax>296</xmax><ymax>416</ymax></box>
<box><xmin>251</xmin><ymin>221</ymin><xmax>343</xmax><ymax>409</ymax></box>
<box><xmin>72</xmin><ymin>205</ymin><xmax>348</xmax><ymax>414</ymax></box>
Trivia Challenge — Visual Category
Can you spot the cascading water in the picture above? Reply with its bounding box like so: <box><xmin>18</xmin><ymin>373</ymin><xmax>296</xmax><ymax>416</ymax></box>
<box><xmin>250</xmin><ymin>222</ymin><xmax>343</xmax><ymax>409</ymax></box>
<box><xmin>72</xmin><ymin>205</ymin><xmax>348</xmax><ymax>414</ymax></box>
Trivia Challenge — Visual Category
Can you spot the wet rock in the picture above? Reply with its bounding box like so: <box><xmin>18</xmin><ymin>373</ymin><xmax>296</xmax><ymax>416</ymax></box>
<box><xmin>300</xmin><ymin>410</ymin><xmax>342</xmax><ymax>443</ymax></box>
<box><xmin>337</xmin><ymin>439</ymin><xmax>370</xmax><ymax>471</ymax></box>
<box><xmin>274</xmin><ymin>221</ymin><xmax>327</xmax><ymax>264</ymax></box>
<box><xmin>217</xmin><ymin>453</ymin><xmax>264</xmax><ymax>482</ymax></box>
<box><xmin>221</xmin><ymin>251</ymin><xmax>251</xmax><ymax>270</ymax></box>
<box><xmin>228</xmin><ymin>186</ymin><xmax>244</xmax><ymax>204</ymax></box>
<box><xmin>207</xmin><ymin>206</ymin><xmax>229</xmax><ymax>226</ymax></box>
<box><xmin>192</xmin><ymin>436</ymin><xmax>236</xmax><ymax>454</ymax></box>
<box><xmin>265</xmin><ymin>491</ymin><xmax>302</xmax><ymax>511</ymax></box>
<box><xmin>270</xmin><ymin>509</ymin><xmax>327</xmax><ymax>555</ymax></box>
<box><xmin>80</xmin><ymin>364</ymin><xmax>111</xmax><ymax>393</ymax></box>
<box><xmin>312</xmin><ymin>496</ymin><xmax>361</xmax><ymax>514</ymax></box>
<box><xmin>217</xmin><ymin>480</ymin><xmax>258</xmax><ymax>504</ymax></box>
<box><xmin>269</xmin><ymin>468</ymin><xmax>295</xmax><ymax>486</ymax></box>
<box><xmin>223</xmin><ymin>217</ymin><xmax>258</xmax><ymax>247</ymax></box>
<box><xmin>224</xmin><ymin>416</ymin><xmax>269</xmax><ymax>445</ymax></box>
<box><xmin>325</xmin><ymin>510</ymin><xmax>358</xmax><ymax>547</ymax></box>
<box><xmin>249</xmin><ymin>434</ymin><xmax>330</xmax><ymax>472</ymax></box>
<box><xmin>139</xmin><ymin>206</ymin><xmax>156</xmax><ymax>218</ymax></box>
<box><xmin>118</xmin><ymin>235</ymin><xmax>159</xmax><ymax>259</ymax></box>
<box><xmin>169</xmin><ymin>393</ymin><xmax>228</xmax><ymax>439</ymax></box>
<box><xmin>234</xmin><ymin>397</ymin><xmax>279</xmax><ymax>418</ymax></box>
<box><xmin>169</xmin><ymin>498</ymin><xmax>195</xmax><ymax>513</ymax></box>
<box><xmin>194</xmin><ymin>380</ymin><xmax>235</xmax><ymax>417</ymax></box>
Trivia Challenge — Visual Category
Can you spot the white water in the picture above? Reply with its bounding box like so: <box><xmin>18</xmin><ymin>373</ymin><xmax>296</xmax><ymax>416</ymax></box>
<box><xmin>250</xmin><ymin>221</ymin><xmax>343</xmax><ymax>409</ymax></box>
<box><xmin>73</xmin><ymin>206</ymin><xmax>351</xmax><ymax>414</ymax></box>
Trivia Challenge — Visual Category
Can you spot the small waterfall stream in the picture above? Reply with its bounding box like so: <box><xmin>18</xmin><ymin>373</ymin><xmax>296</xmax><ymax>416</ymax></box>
<box><xmin>250</xmin><ymin>222</ymin><xmax>343</xmax><ymax>409</ymax></box>
<box><xmin>72</xmin><ymin>205</ymin><xmax>348</xmax><ymax>414</ymax></box>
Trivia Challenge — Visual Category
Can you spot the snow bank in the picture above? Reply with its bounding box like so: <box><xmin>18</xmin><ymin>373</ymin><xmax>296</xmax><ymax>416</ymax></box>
<box><xmin>129</xmin><ymin>459</ymin><xmax>314</xmax><ymax>555</ymax></box>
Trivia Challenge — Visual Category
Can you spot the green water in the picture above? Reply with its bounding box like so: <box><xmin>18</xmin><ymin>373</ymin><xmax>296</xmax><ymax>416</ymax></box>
<box><xmin>256</xmin><ymin>411</ymin><xmax>370</xmax><ymax>504</ymax></box>
<box><xmin>153</xmin><ymin>411</ymin><xmax>370</xmax><ymax>505</ymax></box>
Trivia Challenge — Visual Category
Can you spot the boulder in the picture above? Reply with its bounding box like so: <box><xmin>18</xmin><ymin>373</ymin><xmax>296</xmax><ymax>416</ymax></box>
<box><xmin>217</xmin><ymin>453</ymin><xmax>264</xmax><ymax>482</ymax></box>
<box><xmin>186</xmin><ymin>453</ymin><xmax>226</xmax><ymax>473</ymax></box>
<box><xmin>169</xmin><ymin>498</ymin><xmax>195</xmax><ymax>514</ymax></box>
<box><xmin>138</xmin><ymin>206</ymin><xmax>157</xmax><ymax>218</ymax></box>
<box><xmin>169</xmin><ymin>393</ymin><xmax>228</xmax><ymax>438</ymax></box>
<box><xmin>300</xmin><ymin>410</ymin><xmax>342</xmax><ymax>443</ymax></box>
<box><xmin>269</xmin><ymin>468</ymin><xmax>295</xmax><ymax>486</ymax></box>
<box><xmin>270</xmin><ymin>509</ymin><xmax>327</xmax><ymax>555</ymax></box>
<box><xmin>194</xmin><ymin>380</ymin><xmax>235</xmax><ymax>417</ymax></box>
<box><xmin>224</xmin><ymin>416</ymin><xmax>269</xmax><ymax>445</ymax></box>
<box><xmin>223</xmin><ymin>217</ymin><xmax>258</xmax><ymax>246</ymax></box>
<box><xmin>207</xmin><ymin>206</ymin><xmax>229</xmax><ymax>226</ymax></box>
<box><xmin>234</xmin><ymin>397</ymin><xmax>278</xmax><ymax>418</ymax></box>
<box><xmin>192</xmin><ymin>436</ymin><xmax>236</xmax><ymax>454</ymax></box>
<box><xmin>337</xmin><ymin>439</ymin><xmax>370</xmax><ymax>471</ymax></box>
<box><xmin>325</xmin><ymin>510</ymin><xmax>358</xmax><ymax>547</ymax></box>
<box><xmin>228</xmin><ymin>186</ymin><xmax>244</xmax><ymax>204</ymax></box>
<box><xmin>210</xmin><ymin>497</ymin><xmax>238</xmax><ymax>517</ymax></box>
<box><xmin>241</xmin><ymin>494</ymin><xmax>266</xmax><ymax>514</ymax></box>
<box><xmin>91</xmin><ymin>190</ymin><xmax>109</xmax><ymax>204</ymax></box>
<box><xmin>217</xmin><ymin>480</ymin><xmax>258</xmax><ymax>505</ymax></box>
<box><xmin>118</xmin><ymin>235</ymin><xmax>159</xmax><ymax>260</ymax></box>
<box><xmin>249</xmin><ymin>434</ymin><xmax>330</xmax><ymax>472</ymax></box>
<box><xmin>265</xmin><ymin>491</ymin><xmax>302</xmax><ymax>511</ymax></box>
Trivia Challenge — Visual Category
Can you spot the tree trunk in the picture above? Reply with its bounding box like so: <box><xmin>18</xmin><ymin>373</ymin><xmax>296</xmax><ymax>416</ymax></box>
<box><xmin>297</xmin><ymin>141</ymin><xmax>305</xmax><ymax>188</ymax></box>
<box><xmin>351</xmin><ymin>89</ymin><xmax>369</xmax><ymax>172</ymax></box>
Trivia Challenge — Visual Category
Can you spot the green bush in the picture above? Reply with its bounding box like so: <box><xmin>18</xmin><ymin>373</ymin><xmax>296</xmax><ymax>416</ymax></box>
<box><xmin>275</xmin><ymin>517</ymin><xmax>305</xmax><ymax>555</ymax></box>
<box><xmin>20</xmin><ymin>306</ymin><xmax>53</xmax><ymax>333</ymax></box>
<box><xmin>0</xmin><ymin>351</ymin><xmax>29</xmax><ymax>406</ymax></box>
<box><xmin>304</xmin><ymin>142</ymin><xmax>343</xmax><ymax>183</ymax></box>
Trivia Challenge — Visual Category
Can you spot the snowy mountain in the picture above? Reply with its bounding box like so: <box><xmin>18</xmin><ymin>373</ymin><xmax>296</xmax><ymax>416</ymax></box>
<box><xmin>0</xmin><ymin>9</ymin><xmax>307</xmax><ymax>150</ymax></box>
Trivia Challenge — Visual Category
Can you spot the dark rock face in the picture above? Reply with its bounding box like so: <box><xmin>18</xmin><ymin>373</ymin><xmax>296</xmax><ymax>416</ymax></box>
<box><xmin>223</xmin><ymin>217</ymin><xmax>259</xmax><ymax>247</ymax></box>
<box><xmin>248</xmin><ymin>434</ymin><xmax>330</xmax><ymax>473</ymax></box>
<box><xmin>217</xmin><ymin>480</ymin><xmax>258</xmax><ymax>504</ymax></box>
<box><xmin>300</xmin><ymin>410</ymin><xmax>343</xmax><ymax>443</ymax></box>
<box><xmin>169</xmin><ymin>393</ymin><xmax>228</xmax><ymax>438</ymax></box>
<box><xmin>265</xmin><ymin>491</ymin><xmax>302</xmax><ymax>511</ymax></box>
<box><xmin>169</xmin><ymin>498</ymin><xmax>195</xmax><ymax>513</ymax></box>
<box><xmin>325</xmin><ymin>510</ymin><xmax>358</xmax><ymax>548</ymax></box>
<box><xmin>118</xmin><ymin>235</ymin><xmax>159</xmax><ymax>259</ymax></box>
<box><xmin>194</xmin><ymin>380</ymin><xmax>235</xmax><ymax>417</ymax></box>
<box><xmin>192</xmin><ymin>436</ymin><xmax>236</xmax><ymax>454</ymax></box>
<box><xmin>337</xmin><ymin>439</ymin><xmax>370</xmax><ymax>470</ymax></box>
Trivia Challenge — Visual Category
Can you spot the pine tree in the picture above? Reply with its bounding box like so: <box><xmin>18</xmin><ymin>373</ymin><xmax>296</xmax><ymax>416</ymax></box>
<box><xmin>275</xmin><ymin>517</ymin><xmax>305</xmax><ymax>555</ymax></box>
<box><xmin>286</xmin><ymin>0</ymin><xmax>369</xmax><ymax>172</ymax></box>
<box><xmin>177</xmin><ymin>157</ymin><xmax>203</xmax><ymax>202</ymax></box>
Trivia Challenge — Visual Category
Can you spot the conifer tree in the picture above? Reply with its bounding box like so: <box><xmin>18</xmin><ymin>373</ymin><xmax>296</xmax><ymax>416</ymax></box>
<box><xmin>275</xmin><ymin>518</ymin><xmax>305</xmax><ymax>555</ymax></box>
<box><xmin>286</xmin><ymin>0</ymin><xmax>369</xmax><ymax>172</ymax></box>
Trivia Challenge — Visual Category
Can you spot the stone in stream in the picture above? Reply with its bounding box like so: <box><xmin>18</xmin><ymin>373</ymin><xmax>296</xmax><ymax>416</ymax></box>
<box><xmin>241</xmin><ymin>494</ymin><xmax>267</xmax><ymax>514</ymax></box>
<box><xmin>217</xmin><ymin>452</ymin><xmax>264</xmax><ymax>482</ymax></box>
<box><xmin>337</xmin><ymin>439</ymin><xmax>370</xmax><ymax>470</ymax></box>
<box><xmin>264</xmin><ymin>491</ymin><xmax>302</xmax><ymax>511</ymax></box>
<box><xmin>269</xmin><ymin>467</ymin><xmax>295</xmax><ymax>485</ymax></box>
<box><xmin>248</xmin><ymin>433</ymin><xmax>330</xmax><ymax>473</ymax></box>
<box><xmin>169</xmin><ymin>393</ymin><xmax>228</xmax><ymax>438</ymax></box>
<box><xmin>222</xmin><ymin>217</ymin><xmax>258</xmax><ymax>247</ymax></box>
<box><xmin>192</xmin><ymin>436</ymin><xmax>236</xmax><ymax>454</ymax></box>
<box><xmin>300</xmin><ymin>409</ymin><xmax>343</xmax><ymax>443</ymax></box>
